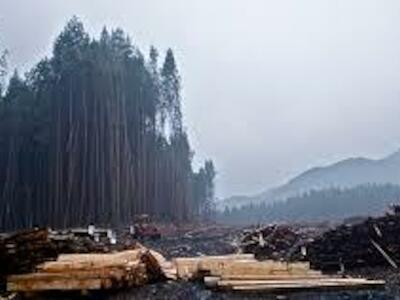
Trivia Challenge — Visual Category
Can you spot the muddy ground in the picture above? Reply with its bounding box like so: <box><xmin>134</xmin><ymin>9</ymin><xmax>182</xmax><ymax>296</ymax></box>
<box><xmin>116</xmin><ymin>225</ymin><xmax>400</xmax><ymax>300</ymax></box>
<box><xmin>6</xmin><ymin>224</ymin><xmax>400</xmax><ymax>300</ymax></box>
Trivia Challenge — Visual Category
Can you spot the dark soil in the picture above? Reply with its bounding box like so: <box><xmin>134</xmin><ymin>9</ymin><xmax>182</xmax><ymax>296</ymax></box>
<box><xmin>141</xmin><ymin>224</ymin><xmax>239</xmax><ymax>258</ymax></box>
<box><xmin>130</xmin><ymin>226</ymin><xmax>400</xmax><ymax>300</ymax></box>
<box><xmin>123</xmin><ymin>224</ymin><xmax>398</xmax><ymax>300</ymax></box>
<box><xmin>3</xmin><ymin>224</ymin><xmax>400</xmax><ymax>299</ymax></box>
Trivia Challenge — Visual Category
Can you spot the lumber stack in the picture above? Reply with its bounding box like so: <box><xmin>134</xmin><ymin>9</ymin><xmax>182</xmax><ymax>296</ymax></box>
<box><xmin>193</xmin><ymin>255</ymin><xmax>384</xmax><ymax>292</ymax></box>
<box><xmin>7</xmin><ymin>248</ymin><xmax>173</xmax><ymax>293</ymax></box>
<box><xmin>0</xmin><ymin>227</ymin><xmax>143</xmax><ymax>293</ymax></box>
<box><xmin>172</xmin><ymin>254</ymin><xmax>255</xmax><ymax>280</ymax></box>
<box><xmin>172</xmin><ymin>254</ymin><xmax>384</xmax><ymax>293</ymax></box>
<box><xmin>0</xmin><ymin>227</ymin><xmax>141</xmax><ymax>277</ymax></box>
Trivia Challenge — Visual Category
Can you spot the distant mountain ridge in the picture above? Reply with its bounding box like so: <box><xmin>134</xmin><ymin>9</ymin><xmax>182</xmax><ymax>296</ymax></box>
<box><xmin>218</xmin><ymin>184</ymin><xmax>400</xmax><ymax>225</ymax></box>
<box><xmin>219</xmin><ymin>149</ymin><xmax>400</xmax><ymax>210</ymax></box>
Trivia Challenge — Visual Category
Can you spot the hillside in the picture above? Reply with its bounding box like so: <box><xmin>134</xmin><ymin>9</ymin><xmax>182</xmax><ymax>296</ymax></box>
<box><xmin>220</xmin><ymin>149</ymin><xmax>400</xmax><ymax>210</ymax></box>
<box><xmin>218</xmin><ymin>184</ymin><xmax>400</xmax><ymax>225</ymax></box>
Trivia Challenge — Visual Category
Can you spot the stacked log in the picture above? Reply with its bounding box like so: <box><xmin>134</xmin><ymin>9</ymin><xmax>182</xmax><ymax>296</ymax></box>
<box><xmin>307</xmin><ymin>213</ymin><xmax>400</xmax><ymax>271</ymax></box>
<box><xmin>0</xmin><ymin>227</ymin><xmax>141</xmax><ymax>293</ymax></box>
<box><xmin>0</xmin><ymin>227</ymin><xmax>141</xmax><ymax>273</ymax></box>
<box><xmin>172</xmin><ymin>254</ymin><xmax>255</xmax><ymax>280</ymax></box>
<box><xmin>174</xmin><ymin>254</ymin><xmax>385</xmax><ymax>293</ymax></box>
<box><xmin>7</xmin><ymin>248</ymin><xmax>172</xmax><ymax>294</ymax></box>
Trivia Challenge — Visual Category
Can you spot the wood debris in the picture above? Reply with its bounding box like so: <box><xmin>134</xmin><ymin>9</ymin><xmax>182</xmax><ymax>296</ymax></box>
<box><xmin>307</xmin><ymin>213</ymin><xmax>400</xmax><ymax>271</ymax></box>
<box><xmin>239</xmin><ymin>224</ymin><xmax>322</xmax><ymax>261</ymax></box>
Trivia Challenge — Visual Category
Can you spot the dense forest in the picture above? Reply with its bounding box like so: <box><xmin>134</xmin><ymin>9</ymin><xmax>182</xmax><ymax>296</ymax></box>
<box><xmin>218</xmin><ymin>184</ymin><xmax>400</xmax><ymax>225</ymax></box>
<box><xmin>0</xmin><ymin>18</ymin><xmax>215</xmax><ymax>230</ymax></box>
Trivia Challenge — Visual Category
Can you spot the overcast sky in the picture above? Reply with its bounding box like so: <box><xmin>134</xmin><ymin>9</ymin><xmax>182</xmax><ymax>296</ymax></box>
<box><xmin>1</xmin><ymin>0</ymin><xmax>400</xmax><ymax>198</ymax></box>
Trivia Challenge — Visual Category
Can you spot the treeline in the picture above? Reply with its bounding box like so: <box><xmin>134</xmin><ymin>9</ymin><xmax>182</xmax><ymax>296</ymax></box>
<box><xmin>0</xmin><ymin>17</ymin><xmax>215</xmax><ymax>230</ymax></box>
<box><xmin>218</xmin><ymin>184</ymin><xmax>400</xmax><ymax>225</ymax></box>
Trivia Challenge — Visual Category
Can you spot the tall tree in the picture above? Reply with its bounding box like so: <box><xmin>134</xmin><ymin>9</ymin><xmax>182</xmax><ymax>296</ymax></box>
<box><xmin>161</xmin><ymin>49</ymin><xmax>182</xmax><ymax>135</ymax></box>
<box><xmin>0</xmin><ymin>49</ymin><xmax>8</xmax><ymax>96</ymax></box>
<box><xmin>0</xmin><ymin>18</ymin><xmax>215</xmax><ymax>230</ymax></box>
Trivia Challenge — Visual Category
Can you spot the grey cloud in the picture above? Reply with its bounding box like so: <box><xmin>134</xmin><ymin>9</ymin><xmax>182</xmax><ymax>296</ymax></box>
<box><xmin>1</xmin><ymin>0</ymin><xmax>400</xmax><ymax>198</ymax></box>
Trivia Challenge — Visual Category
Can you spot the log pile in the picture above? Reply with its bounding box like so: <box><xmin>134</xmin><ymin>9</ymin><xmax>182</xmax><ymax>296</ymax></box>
<box><xmin>172</xmin><ymin>254</ymin><xmax>384</xmax><ymax>292</ymax></box>
<box><xmin>0</xmin><ymin>227</ymin><xmax>140</xmax><ymax>292</ymax></box>
<box><xmin>7</xmin><ymin>247</ymin><xmax>173</xmax><ymax>294</ymax></box>
<box><xmin>172</xmin><ymin>254</ymin><xmax>255</xmax><ymax>280</ymax></box>
<box><xmin>307</xmin><ymin>213</ymin><xmax>400</xmax><ymax>271</ymax></box>
<box><xmin>0</xmin><ymin>227</ymin><xmax>140</xmax><ymax>274</ymax></box>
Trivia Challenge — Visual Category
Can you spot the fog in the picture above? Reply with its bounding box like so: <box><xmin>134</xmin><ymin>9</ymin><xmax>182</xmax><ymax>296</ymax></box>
<box><xmin>1</xmin><ymin>0</ymin><xmax>400</xmax><ymax>198</ymax></box>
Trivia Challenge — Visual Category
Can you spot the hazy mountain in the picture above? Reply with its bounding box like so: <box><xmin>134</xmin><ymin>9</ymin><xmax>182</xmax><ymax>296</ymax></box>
<box><xmin>219</xmin><ymin>149</ymin><xmax>400</xmax><ymax>210</ymax></box>
<box><xmin>218</xmin><ymin>184</ymin><xmax>400</xmax><ymax>225</ymax></box>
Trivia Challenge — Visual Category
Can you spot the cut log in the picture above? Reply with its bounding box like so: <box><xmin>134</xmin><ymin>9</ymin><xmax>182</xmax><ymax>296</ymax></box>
<box><xmin>207</xmin><ymin>273</ymin><xmax>326</xmax><ymax>282</ymax></box>
<box><xmin>370</xmin><ymin>239</ymin><xmax>398</xmax><ymax>269</ymax></box>
<box><xmin>147</xmin><ymin>250</ymin><xmax>177</xmax><ymax>280</ymax></box>
<box><xmin>217</xmin><ymin>261</ymin><xmax>312</xmax><ymax>278</ymax></box>
<box><xmin>55</xmin><ymin>249</ymin><xmax>144</xmax><ymax>263</ymax></box>
<box><xmin>7</xmin><ymin>263</ymin><xmax>148</xmax><ymax>292</ymax></box>
<box><xmin>8</xmin><ymin>276</ymin><xmax>105</xmax><ymax>292</ymax></box>
<box><xmin>6</xmin><ymin>249</ymin><xmax>166</xmax><ymax>293</ymax></box>
<box><xmin>173</xmin><ymin>254</ymin><xmax>255</xmax><ymax>280</ymax></box>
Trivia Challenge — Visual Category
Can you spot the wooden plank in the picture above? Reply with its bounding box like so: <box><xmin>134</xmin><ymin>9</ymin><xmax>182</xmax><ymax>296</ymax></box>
<box><xmin>228</xmin><ymin>279</ymin><xmax>385</xmax><ymax>292</ymax></box>
<box><xmin>7</xmin><ymin>268</ymin><xmax>148</xmax><ymax>292</ymax></box>
<box><xmin>219</xmin><ymin>271</ymin><xmax>323</xmax><ymax>280</ymax></box>
<box><xmin>10</xmin><ymin>268</ymin><xmax>125</xmax><ymax>281</ymax></box>
<box><xmin>7</xmin><ymin>258</ymin><xmax>149</xmax><ymax>292</ymax></box>
<box><xmin>56</xmin><ymin>249</ymin><xmax>143</xmax><ymax>263</ymax></box>
<box><xmin>209</xmin><ymin>277</ymin><xmax>385</xmax><ymax>292</ymax></box>
<box><xmin>8</xmin><ymin>277</ymin><xmax>104</xmax><ymax>291</ymax></box>
<box><xmin>38</xmin><ymin>259</ymin><xmax>141</xmax><ymax>272</ymax></box>
<box><xmin>204</xmin><ymin>273</ymin><xmax>328</xmax><ymax>286</ymax></box>
<box><xmin>217</xmin><ymin>278</ymin><xmax>380</xmax><ymax>287</ymax></box>
<box><xmin>172</xmin><ymin>254</ymin><xmax>255</xmax><ymax>265</ymax></box>
<box><xmin>198</xmin><ymin>259</ymin><xmax>256</xmax><ymax>276</ymax></box>
<box><xmin>173</xmin><ymin>255</ymin><xmax>312</xmax><ymax>280</ymax></box>
<box><xmin>36</xmin><ymin>250</ymin><xmax>145</xmax><ymax>274</ymax></box>
<box><xmin>173</xmin><ymin>254</ymin><xmax>255</xmax><ymax>280</ymax></box>
<box><xmin>218</xmin><ymin>261</ymin><xmax>312</xmax><ymax>278</ymax></box>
